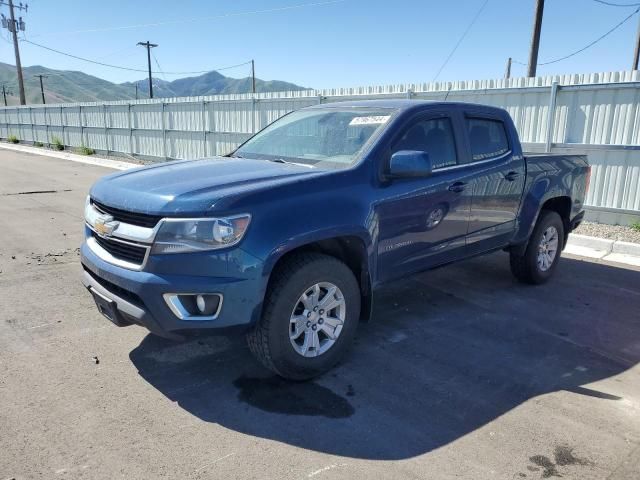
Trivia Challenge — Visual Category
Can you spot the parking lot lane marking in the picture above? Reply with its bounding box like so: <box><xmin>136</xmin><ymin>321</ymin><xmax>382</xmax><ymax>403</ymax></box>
<box><xmin>388</xmin><ymin>331</ymin><xmax>409</xmax><ymax>343</ymax></box>
<box><xmin>28</xmin><ymin>322</ymin><xmax>55</xmax><ymax>330</ymax></box>
<box><xmin>193</xmin><ymin>452</ymin><xmax>236</xmax><ymax>474</ymax></box>
<box><xmin>307</xmin><ymin>463</ymin><xmax>349</xmax><ymax>478</ymax></box>
<box><xmin>616</xmin><ymin>286</ymin><xmax>640</xmax><ymax>297</ymax></box>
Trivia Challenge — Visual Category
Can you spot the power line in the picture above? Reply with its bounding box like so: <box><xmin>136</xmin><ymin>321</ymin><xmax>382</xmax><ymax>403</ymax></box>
<box><xmin>514</xmin><ymin>5</ymin><xmax>640</xmax><ymax>66</ymax></box>
<box><xmin>20</xmin><ymin>38</ymin><xmax>252</xmax><ymax>75</ymax></box>
<box><xmin>151</xmin><ymin>51</ymin><xmax>167</xmax><ymax>83</ymax></box>
<box><xmin>539</xmin><ymin>6</ymin><xmax>639</xmax><ymax>65</ymax></box>
<box><xmin>94</xmin><ymin>45</ymin><xmax>140</xmax><ymax>61</ymax></box>
<box><xmin>432</xmin><ymin>0</ymin><xmax>490</xmax><ymax>81</ymax></box>
<box><xmin>32</xmin><ymin>0</ymin><xmax>347</xmax><ymax>38</ymax></box>
<box><xmin>593</xmin><ymin>0</ymin><xmax>640</xmax><ymax>7</ymax></box>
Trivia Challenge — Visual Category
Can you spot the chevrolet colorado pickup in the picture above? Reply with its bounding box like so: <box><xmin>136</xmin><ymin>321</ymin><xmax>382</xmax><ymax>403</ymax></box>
<box><xmin>81</xmin><ymin>100</ymin><xmax>590</xmax><ymax>380</ymax></box>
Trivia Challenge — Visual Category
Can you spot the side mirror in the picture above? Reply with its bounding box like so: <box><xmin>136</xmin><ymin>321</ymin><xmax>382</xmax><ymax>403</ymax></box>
<box><xmin>388</xmin><ymin>150</ymin><xmax>433</xmax><ymax>178</ymax></box>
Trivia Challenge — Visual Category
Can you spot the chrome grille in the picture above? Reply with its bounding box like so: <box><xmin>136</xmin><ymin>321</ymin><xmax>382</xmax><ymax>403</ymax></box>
<box><xmin>91</xmin><ymin>232</ymin><xmax>147</xmax><ymax>265</ymax></box>
<box><xmin>91</xmin><ymin>199</ymin><xmax>161</xmax><ymax>229</ymax></box>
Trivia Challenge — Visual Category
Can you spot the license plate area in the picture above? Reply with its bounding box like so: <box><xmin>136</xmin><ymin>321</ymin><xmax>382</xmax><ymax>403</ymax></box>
<box><xmin>90</xmin><ymin>287</ymin><xmax>123</xmax><ymax>326</ymax></box>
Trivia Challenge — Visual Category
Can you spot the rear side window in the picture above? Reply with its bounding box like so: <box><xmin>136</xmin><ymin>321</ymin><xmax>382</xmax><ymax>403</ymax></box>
<box><xmin>466</xmin><ymin>118</ymin><xmax>509</xmax><ymax>162</ymax></box>
<box><xmin>392</xmin><ymin>118</ymin><xmax>457</xmax><ymax>169</ymax></box>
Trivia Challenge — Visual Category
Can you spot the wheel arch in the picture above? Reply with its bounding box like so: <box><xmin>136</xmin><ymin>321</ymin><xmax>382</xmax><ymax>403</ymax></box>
<box><xmin>538</xmin><ymin>196</ymin><xmax>572</xmax><ymax>249</ymax></box>
<box><xmin>262</xmin><ymin>232</ymin><xmax>374</xmax><ymax>322</ymax></box>
<box><xmin>512</xmin><ymin>194</ymin><xmax>572</xmax><ymax>255</ymax></box>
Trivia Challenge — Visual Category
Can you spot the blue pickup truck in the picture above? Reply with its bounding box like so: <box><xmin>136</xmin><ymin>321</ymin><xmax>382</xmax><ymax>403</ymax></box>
<box><xmin>82</xmin><ymin>100</ymin><xmax>590</xmax><ymax>379</ymax></box>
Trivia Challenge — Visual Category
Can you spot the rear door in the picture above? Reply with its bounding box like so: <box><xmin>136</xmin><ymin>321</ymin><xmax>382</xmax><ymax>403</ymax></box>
<box><xmin>376</xmin><ymin>110</ymin><xmax>473</xmax><ymax>282</ymax></box>
<box><xmin>460</xmin><ymin>112</ymin><xmax>525</xmax><ymax>252</ymax></box>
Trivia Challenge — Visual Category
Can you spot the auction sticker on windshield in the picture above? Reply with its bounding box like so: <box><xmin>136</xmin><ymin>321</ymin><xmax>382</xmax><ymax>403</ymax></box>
<box><xmin>349</xmin><ymin>115</ymin><xmax>391</xmax><ymax>126</ymax></box>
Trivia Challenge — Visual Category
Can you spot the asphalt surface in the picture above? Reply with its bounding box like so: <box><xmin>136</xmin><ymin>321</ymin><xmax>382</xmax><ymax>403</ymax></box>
<box><xmin>1</xmin><ymin>148</ymin><xmax>639</xmax><ymax>480</ymax></box>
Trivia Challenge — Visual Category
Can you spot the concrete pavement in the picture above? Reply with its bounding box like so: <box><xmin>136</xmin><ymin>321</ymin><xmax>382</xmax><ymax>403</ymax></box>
<box><xmin>0</xmin><ymin>149</ymin><xmax>639</xmax><ymax>480</ymax></box>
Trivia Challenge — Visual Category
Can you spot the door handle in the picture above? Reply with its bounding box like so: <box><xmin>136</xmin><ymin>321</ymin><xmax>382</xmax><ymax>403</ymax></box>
<box><xmin>448</xmin><ymin>181</ymin><xmax>467</xmax><ymax>193</ymax></box>
<box><xmin>504</xmin><ymin>171</ymin><xmax>521</xmax><ymax>181</ymax></box>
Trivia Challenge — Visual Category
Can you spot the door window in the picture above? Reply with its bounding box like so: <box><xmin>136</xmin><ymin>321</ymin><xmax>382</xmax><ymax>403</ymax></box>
<box><xmin>465</xmin><ymin>118</ymin><xmax>510</xmax><ymax>162</ymax></box>
<box><xmin>392</xmin><ymin>118</ymin><xmax>457</xmax><ymax>169</ymax></box>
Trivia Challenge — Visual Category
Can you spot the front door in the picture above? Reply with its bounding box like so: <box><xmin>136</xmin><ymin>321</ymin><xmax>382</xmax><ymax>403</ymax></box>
<box><xmin>376</xmin><ymin>113</ymin><xmax>472</xmax><ymax>283</ymax></box>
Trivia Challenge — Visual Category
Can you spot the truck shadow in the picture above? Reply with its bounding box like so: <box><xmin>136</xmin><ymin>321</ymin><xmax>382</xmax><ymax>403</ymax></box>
<box><xmin>129</xmin><ymin>253</ymin><xmax>639</xmax><ymax>460</ymax></box>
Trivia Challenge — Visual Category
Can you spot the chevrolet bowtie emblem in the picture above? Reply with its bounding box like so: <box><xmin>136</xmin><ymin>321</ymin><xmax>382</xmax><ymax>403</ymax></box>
<box><xmin>94</xmin><ymin>214</ymin><xmax>119</xmax><ymax>237</ymax></box>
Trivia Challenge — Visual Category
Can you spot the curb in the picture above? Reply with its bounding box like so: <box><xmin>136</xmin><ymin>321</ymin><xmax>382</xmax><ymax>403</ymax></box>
<box><xmin>0</xmin><ymin>142</ymin><xmax>139</xmax><ymax>170</ymax></box>
<box><xmin>566</xmin><ymin>233</ymin><xmax>640</xmax><ymax>267</ymax></box>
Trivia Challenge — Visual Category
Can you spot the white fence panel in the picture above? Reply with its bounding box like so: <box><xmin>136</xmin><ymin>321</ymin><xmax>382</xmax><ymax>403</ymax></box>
<box><xmin>109</xmin><ymin>130</ymin><xmax>131</xmax><ymax>155</ymax></box>
<box><xmin>108</xmin><ymin>105</ymin><xmax>131</xmax><ymax>130</ymax></box>
<box><xmin>167</xmin><ymin>130</ymin><xmax>205</xmax><ymax>160</ymax></box>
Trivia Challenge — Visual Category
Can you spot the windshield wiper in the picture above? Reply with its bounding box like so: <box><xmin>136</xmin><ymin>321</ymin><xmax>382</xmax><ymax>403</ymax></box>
<box><xmin>268</xmin><ymin>158</ymin><xmax>315</xmax><ymax>168</ymax></box>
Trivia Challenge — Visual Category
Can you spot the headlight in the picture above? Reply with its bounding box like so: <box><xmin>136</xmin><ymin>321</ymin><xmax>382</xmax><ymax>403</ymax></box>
<box><xmin>151</xmin><ymin>215</ymin><xmax>251</xmax><ymax>254</ymax></box>
<box><xmin>84</xmin><ymin>195</ymin><xmax>97</xmax><ymax>226</ymax></box>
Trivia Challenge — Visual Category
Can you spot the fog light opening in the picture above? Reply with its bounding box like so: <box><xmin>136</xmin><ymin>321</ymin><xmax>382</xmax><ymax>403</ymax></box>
<box><xmin>191</xmin><ymin>294</ymin><xmax>219</xmax><ymax>316</ymax></box>
<box><xmin>163</xmin><ymin>293</ymin><xmax>222</xmax><ymax>320</ymax></box>
<box><xmin>196</xmin><ymin>294</ymin><xmax>206</xmax><ymax>313</ymax></box>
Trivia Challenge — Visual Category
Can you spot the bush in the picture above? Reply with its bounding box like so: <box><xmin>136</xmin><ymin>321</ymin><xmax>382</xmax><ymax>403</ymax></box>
<box><xmin>51</xmin><ymin>136</ymin><xmax>64</xmax><ymax>151</ymax></box>
<box><xmin>631</xmin><ymin>221</ymin><xmax>640</xmax><ymax>233</ymax></box>
<box><xmin>34</xmin><ymin>141</ymin><xmax>44</xmax><ymax>147</ymax></box>
<box><xmin>77</xmin><ymin>144</ymin><xmax>95</xmax><ymax>156</ymax></box>
<box><xmin>7</xmin><ymin>134</ymin><xmax>19</xmax><ymax>144</ymax></box>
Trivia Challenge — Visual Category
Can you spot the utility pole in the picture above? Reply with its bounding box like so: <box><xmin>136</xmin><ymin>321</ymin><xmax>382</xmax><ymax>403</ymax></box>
<box><xmin>1</xmin><ymin>0</ymin><xmax>28</xmax><ymax>104</ymax></box>
<box><xmin>505</xmin><ymin>57</ymin><xmax>512</xmax><ymax>79</ymax></box>
<box><xmin>527</xmin><ymin>0</ymin><xmax>545</xmax><ymax>78</ymax></box>
<box><xmin>137</xmin><ymin>41</ymin><xmax>157</xmax><ymax>99</ymax></box>
<box><xmin>633</xmin><ymin>14</ymin><xmax>640</xmax><ymax>71</ymax></box>
<box><xmin>2</xmin><ymin>85</ymin><xmax>11</xmax><ymax>106</ymax></box>
<box><xmin>34</xmin><ymin>74</ymin><xmax>47</xmax><ymax>104</ymax></box>
<box><xmin>135</xmin><ymin>82</ymin><xmax>138</xmax><ymax>100</ymax></box>
<box><xmin>251</xmin><ymin>59</ymin><xmax>256</xmax><ymax>95</ymax></box>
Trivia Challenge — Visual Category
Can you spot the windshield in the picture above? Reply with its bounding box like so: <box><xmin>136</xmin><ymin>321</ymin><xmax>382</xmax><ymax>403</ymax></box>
<box><xmin>232</xmin><ymin>108</ymin><xmax>396</xmax><ymax>169</ymax></box>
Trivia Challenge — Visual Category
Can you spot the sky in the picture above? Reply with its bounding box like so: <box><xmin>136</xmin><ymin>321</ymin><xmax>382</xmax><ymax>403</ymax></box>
<box><xmin>1</xmin><ymin>0</ymin><xmax>639</xmax><ymax>88</ymax></box>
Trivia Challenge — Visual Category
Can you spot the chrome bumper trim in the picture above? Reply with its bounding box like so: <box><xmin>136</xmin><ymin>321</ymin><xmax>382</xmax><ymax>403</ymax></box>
<box><xmin>86</xmin><ymin>235</ymin><xmax>151</xmax><ymax>271</ymax></box>
<box><xmin>163</xmin><ymin>293</ymin><xmax>223</xmax><ymax>321</ymax></box>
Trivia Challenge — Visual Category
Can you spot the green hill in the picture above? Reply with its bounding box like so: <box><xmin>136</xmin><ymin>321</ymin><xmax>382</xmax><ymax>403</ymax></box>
<box><xmin>0</xmin><ymin>62</ymin><xmax>308</xmax><ymax>106</ymax></box>
<box><xmin>0</xmin><ymin>63</ymin><xmax>136</xmax><ymax>104</ymax></box>
<box><xmin>123</xmin><ymin>70</ymin><xmax>307</xmax><ymax>97</ymax></box>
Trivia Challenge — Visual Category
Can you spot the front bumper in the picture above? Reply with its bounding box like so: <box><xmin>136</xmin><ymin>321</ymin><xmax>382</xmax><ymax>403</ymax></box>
<box><xmin>80</xmin><ymin>240</ymin><xmax>266</xmax><ymax>339</ymax></box>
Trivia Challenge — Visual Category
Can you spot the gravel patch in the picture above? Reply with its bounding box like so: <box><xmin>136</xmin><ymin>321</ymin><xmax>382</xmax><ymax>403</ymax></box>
<box><xmin>574</xmin><ymin>221</ymin><xmax>640</xmax><ymax>244</ymax></box>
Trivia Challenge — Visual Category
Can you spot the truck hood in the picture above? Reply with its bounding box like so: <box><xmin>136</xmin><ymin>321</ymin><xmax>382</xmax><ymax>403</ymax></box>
<box><xmin>90</xmin><ymin>157</ymin><xmax>321</xmax><ymax>215</ymax></box>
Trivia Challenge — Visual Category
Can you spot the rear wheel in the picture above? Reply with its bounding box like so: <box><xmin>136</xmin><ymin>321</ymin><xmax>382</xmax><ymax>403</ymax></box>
<box><xmin>247</xmin><ymin>252</ymin><xmax>360</xmax><ymax>380</ymax></box>
<box><xmin>510</xmin><ymin>210</ymin><xmax>564</xmax><ymax>284</ymax></box>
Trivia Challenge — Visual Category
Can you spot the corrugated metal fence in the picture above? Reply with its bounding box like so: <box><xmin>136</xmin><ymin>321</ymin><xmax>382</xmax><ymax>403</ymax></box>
<box><xmin>1</xmin><ymin>70</ymin><xmax>639</xmax><ymax>223</ymax></box>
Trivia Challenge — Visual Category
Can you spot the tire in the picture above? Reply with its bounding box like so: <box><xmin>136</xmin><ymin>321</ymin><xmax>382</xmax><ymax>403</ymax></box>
<box><xmin>246</xmin><ymin>252</ymin><xmax>361</xmax><ymax>380</ymax></box>
<box><xmin>510</xmin><ymin>210</ymin><xmax>564</xmax><ymax>285</ymax></box>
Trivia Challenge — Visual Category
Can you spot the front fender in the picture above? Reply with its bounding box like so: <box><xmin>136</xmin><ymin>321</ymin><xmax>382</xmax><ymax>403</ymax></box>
<box><xmin>262</xmin><ymin>226</ymin><xmax>374</xmax><ymax>277</ymax></box>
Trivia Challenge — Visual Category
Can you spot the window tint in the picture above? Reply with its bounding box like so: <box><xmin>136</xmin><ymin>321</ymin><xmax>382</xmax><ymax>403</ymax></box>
<box><xmin>392</xmin><ymin>118</ymin><xmax>457</xmax><ymax>169</ymax></box>
<box><xmin>466</xmin><ymin>118</ymin><xmax>509</xmax><ymax>162</ymax></box>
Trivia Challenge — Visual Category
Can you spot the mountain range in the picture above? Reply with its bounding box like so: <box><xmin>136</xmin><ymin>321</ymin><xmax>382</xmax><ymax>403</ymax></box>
<box><xmin>0</xmin><ymin>62</ymin><xmax>307</xmax><ymax>105</ymax></box>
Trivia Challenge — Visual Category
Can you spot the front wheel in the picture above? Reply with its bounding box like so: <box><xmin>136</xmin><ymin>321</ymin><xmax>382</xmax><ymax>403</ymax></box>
<box><xmin>510</xmin><ymin>210</ymin><xmax>564</xmax><ymax>284</ymax></box>
<box><xmin>247</xmin><ymin>252</ymin><xmax>361</xmax><ymax>380</ymax></box>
